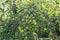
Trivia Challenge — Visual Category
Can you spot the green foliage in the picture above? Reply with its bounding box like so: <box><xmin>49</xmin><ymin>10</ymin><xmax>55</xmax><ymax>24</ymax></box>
<box><xmin>0</xmin><ymin>0</ymin><xmax>60</xmax><ymax>40</ymax></box>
